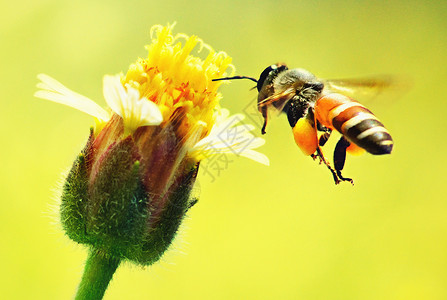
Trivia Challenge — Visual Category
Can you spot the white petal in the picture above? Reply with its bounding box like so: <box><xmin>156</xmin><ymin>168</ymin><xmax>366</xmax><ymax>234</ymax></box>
<box><xmin>102</xmin><ymin>75</ymin><xmax>163</xmax><ymax>132</ymax></box>
<box><xmin>242</xmin><ymin>136</ymin><xmax>266</xmax><ymax>149</ymax></box>
<box><xmin>127</xmin><ymin>87</ymin><xmax>163</xmax><ymax>126</ymax></box>
<box><xmin>35</xmin><ymin>74</ymin><xmax>110</xmax><ymax>122</ymax></box>
<box><xmin>209</xmin><ymin>112</ymin><xmax>245</xmax><ymax>135</ymax></box>
<box><xmin>103</xmin><ymin>75</ymin><xmax>127</xmax><ymax>119</ymax></box>
<box><xmin>239</xmin><ymin>150</ymin><xmax>270</xmax><ymax>166</ymax></box>
<box><xmin>215</xmin><ymin>108</ymin><xmax>230</xmax><ymax>122</ymax></box>
<box><xmin>190</xmin><ymin>109</ymin><xmax>269</xmax><ymax>166</ymax></box>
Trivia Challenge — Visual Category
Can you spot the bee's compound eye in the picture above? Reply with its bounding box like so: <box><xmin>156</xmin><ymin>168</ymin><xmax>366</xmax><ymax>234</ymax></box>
<box><xmin>257</xmin><ymin>65</ymin><xmax>276</xmax><ymax>91</ymax></box>
<box><xmin>257</xmin><ymin>64</ymin><xmax>289</xmax><ymax>92</ymax></box>
<box><xmin>312</xmin><ymin>82</ymin><xmax>324</xmax><ymax>92</ymax></box>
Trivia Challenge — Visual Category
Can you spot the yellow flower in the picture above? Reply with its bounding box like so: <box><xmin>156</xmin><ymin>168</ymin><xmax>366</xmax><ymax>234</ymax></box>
<box><xmin>34</xmin><ymin>24</ymin><xmax>268</xmax><ymax>269</ymax></box>
<box><xmin>35</xmin><ymin>24</ymin><xmax>267</xmax><ymax>166</ymax></box>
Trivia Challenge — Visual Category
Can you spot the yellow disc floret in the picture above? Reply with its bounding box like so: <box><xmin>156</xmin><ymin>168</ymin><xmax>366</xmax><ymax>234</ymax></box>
<box><xmin>122</xmin><ymin>24</ymin><xmax>233</xmax><ymax>139</ymax></box>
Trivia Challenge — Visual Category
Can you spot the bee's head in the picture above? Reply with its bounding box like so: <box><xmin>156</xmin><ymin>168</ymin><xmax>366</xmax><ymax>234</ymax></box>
<box><xmin>257</xmin><ymin>63</ymin><xmax>288</xmax><ymax>91</ymax></box>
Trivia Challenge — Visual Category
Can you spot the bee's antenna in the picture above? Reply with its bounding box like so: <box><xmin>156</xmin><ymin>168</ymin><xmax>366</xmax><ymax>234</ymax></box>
<box><xmin>212</xmin><ymin>76</ymin><xmax>258</xmax><ymax>83</ymax></box>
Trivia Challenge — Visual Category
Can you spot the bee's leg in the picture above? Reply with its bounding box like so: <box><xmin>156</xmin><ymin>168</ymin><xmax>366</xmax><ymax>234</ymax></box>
<box><xmin>316</xmin><ymin>122</ymin><xmax>332</xmax><ymax>147</ymax></box>
<box><xmin>315</xmin><ymin>147</ymin><xmax>340</xmax><ymax>185</ymax></box>
<box><xmin>334</xmin><ymin>137</ymin><xmax>354</xmax><ymax>185</ymax></box>
<box><xmin>261</xmin><ymin>119</ymin><xmax>267</xmax><ymax>135</ymax></box>
<box><xmin>319</xmin><ymin>129</ymin><xmax>332</xmax><ymax>147</ymax></box>
<box><xmin>261</xmin><ymin>106</ymin><xmax>268</xmax><ymax>135</ymax></box>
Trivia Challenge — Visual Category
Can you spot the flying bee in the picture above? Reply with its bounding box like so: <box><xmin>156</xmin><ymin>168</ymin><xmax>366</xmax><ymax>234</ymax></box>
<box><xmin>213</xmin><ymin>63</ymin><xmax>396</xmax><ymax>184</ymax></box>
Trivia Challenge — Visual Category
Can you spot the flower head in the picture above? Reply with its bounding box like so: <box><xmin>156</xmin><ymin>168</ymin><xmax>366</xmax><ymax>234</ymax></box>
<box><xmin>35</xmin><ymin>24</ymin><xmax>268</xmax><ymax>265</ymax></box>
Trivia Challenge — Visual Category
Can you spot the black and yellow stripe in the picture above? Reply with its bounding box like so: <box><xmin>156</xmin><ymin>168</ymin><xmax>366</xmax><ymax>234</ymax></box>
<box><xmin>330</xmin><ymin>103</ymin><xmax>393</xmax><ymax>155</ymax></box>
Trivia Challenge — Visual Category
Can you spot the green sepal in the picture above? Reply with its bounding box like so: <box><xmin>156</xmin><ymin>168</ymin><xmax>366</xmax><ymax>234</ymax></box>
<box><xmin>133</xmin><ymin>164</ymin><xmax>199</xmax><ymax>265</ymax></box>
<box><xmin>60</xmin><ymin>152</ymin><xmax>91</xmax><ymax>244</ymax></box>
<box><xmin>86</xmin><ymin>137</ymin><xmax>148</xmax><ymax>258</ymax></box>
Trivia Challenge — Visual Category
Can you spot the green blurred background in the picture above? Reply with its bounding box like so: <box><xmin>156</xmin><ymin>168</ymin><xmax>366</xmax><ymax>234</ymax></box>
<box><xmin>2</xmin><ymin>0</ymin><xmax>446</xmax><ymax>299</ymax></box>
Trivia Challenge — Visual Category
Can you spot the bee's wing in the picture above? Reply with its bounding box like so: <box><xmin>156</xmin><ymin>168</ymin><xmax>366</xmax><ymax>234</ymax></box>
<box><xmin>257</xmin><ymin>87</ymin><xmax>298</xmax><ymax>121</ymax></box>
<box><xmin>322</xmin><ymin>74</ymin><xmax>410</xmax><ymax>101</ymax></box>
<box><xmin>257</xmin><ymin>87</ymin><xmax>296</xmax><ymax>110</ymax></box>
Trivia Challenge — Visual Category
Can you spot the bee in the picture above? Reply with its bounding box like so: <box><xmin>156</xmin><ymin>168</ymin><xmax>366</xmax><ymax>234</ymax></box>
<box><xmin>213</xmin><ymin>63</ymin><xmax>395</xmax><ymax>184</ymax></box>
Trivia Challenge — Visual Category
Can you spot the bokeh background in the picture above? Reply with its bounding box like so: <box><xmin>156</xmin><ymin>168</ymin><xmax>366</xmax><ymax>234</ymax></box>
<box><xmin>2</xmin><ymin>0</ymin><xmax>447</xmax><ymax>299</ymax></box>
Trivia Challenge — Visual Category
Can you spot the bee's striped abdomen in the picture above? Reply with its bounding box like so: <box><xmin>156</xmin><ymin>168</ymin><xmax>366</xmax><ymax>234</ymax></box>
<box><xmin>315</xmin><ymin>93</ymin><xmax>393</xmax><ymax>155</ymax></box>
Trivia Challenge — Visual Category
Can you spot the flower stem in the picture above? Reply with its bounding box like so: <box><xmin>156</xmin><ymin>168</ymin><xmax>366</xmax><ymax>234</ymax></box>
<box><xmin>75</xmin><ymin>249</ymin><xmax>121</xmax><ymax>300</ymax></box>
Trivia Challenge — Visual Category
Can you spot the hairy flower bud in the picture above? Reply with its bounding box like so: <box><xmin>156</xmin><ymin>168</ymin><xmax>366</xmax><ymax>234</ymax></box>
<box><xmin>61</xmin><ymin>127</ymin><xmax>198</xmax><ymax>265</ymax></box>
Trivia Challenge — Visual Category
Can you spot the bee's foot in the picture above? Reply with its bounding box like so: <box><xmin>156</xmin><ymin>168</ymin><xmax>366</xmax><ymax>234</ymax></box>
<box><xmin>336</xmin><ymin>170</ymin><xmax>354</xmax><ymax>185</ymax></box>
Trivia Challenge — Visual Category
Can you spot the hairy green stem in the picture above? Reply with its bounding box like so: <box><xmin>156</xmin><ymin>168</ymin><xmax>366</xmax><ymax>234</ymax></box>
<box><xmin>75</xmin><ymin>249</ymin><xmax>121</xmax><ymax>300</ymax></box>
